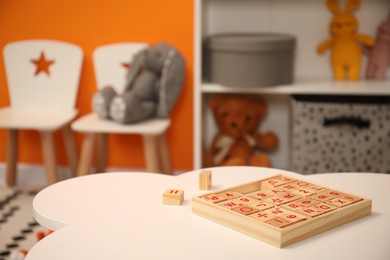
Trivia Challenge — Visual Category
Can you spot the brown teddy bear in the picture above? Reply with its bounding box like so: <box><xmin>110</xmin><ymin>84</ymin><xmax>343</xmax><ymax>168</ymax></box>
<box><xmin>206</xmin><ymin>94</ymin><xmax>278</xmax><ymax>167</ymax></box>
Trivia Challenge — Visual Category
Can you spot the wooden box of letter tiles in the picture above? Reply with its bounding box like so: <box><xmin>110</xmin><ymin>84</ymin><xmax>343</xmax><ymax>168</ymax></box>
<box><xmin>191</xmin><ymin>174</ymin><xmax>372</xmax><ymax>248</ymax></box>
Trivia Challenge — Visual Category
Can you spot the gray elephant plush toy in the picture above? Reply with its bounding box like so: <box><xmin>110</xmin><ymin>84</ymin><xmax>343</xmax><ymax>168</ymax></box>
<box><xmin>92</xmin><ymin>42</ymin><xmax>186</xmax><ymax>124</ymax></box>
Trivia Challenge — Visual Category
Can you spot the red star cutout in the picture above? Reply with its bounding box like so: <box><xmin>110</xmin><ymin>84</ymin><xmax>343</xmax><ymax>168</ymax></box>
<box><xmin>31</xmin><ymin>51</ymin><xmax>55</xmax><ymax>76</ymax></box>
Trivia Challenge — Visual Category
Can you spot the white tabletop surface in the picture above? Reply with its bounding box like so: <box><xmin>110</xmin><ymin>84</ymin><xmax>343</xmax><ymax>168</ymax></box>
<box><xmin>27</xmin><ymin>167</ymin><xmax>390</xmax><ymax>260</ymax></box>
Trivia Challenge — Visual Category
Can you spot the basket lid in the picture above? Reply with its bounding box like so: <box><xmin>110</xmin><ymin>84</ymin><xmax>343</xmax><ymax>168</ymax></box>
<box><xmin>206</xmin><ymin>33</ymin><xmax>296</xmax><ymax>52</ymax></box>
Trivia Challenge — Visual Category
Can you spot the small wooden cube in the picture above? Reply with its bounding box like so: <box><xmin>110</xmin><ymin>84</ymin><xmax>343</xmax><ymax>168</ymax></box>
<box><xmin>163</xmin><ymin>189</ymin><xmax>184</xmax><ymax>205</ymax></box>
<box><xmin>199</xmin><ymin>169</ymin><xmax>212</xmax><ymax>190</ymax></box>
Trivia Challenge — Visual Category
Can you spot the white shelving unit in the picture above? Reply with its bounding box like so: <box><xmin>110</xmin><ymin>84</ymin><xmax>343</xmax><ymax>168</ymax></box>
<box><xmin>194</xmin><ymin>0</ymin><xmax>390</xmax><ymax>170</ymax></box>
<box><xmin>202</xmin><ymin>79</ymin><xmax>390</xmax><ymax>95</ymax></box>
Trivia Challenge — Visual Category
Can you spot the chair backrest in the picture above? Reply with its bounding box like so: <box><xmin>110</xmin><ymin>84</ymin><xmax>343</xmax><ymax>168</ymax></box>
<box><xmin>93</xmin><ymin>43</ymin><xmax>147</xmax><ymax>94</ymax></box>
<box><xmin>3</xmin><ymin>39</ymin><xmax>83</xmax><ymax>110</ymax></box>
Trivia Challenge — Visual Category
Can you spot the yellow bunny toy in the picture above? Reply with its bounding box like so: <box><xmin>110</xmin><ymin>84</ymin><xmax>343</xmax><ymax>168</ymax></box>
<box><xmin>317</xmin><ymin>0</ymin><xmax>375</xmax><ymax>81</ymax></box>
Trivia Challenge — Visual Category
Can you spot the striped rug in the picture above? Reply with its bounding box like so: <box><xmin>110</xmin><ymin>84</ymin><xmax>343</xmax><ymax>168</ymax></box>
<box><xmin>0</xmin><ymin>186</ymin><xmax>48</xmax><ymax>260</ymax></box>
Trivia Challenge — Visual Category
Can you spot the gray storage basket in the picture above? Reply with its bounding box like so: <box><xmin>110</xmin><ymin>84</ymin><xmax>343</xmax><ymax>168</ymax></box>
<box><xmin>204</xmin><ymin>33</ymin><xmax>296</xmax><ymax>87</ymax></box>
<box><xmin>291</xmin><ymin>95</ymin><xmax>390</xmax><ymax>174</ymax></box>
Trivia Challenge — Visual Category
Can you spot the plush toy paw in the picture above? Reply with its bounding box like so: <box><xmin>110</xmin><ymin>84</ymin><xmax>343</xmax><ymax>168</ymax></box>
<box><xmin>92</xmin><ymin>86</ymin><xmax>116</xmax><ymax>119</ymax></box>
<box><xmin>109</xmin><ymin>92</ymin><xmax>157</xmax><ymax>124</ymax></box>
<box><xmin>109</xmin><ymin>96</ymin><xmax>127</xmax><ymax>123</ymax></box>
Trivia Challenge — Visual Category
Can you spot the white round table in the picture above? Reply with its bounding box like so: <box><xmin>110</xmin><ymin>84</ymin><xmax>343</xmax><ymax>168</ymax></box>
<box><xmin>27</xmin><ymin>167</ymin><xmax>390</xmax><ymax>260</ymax></box>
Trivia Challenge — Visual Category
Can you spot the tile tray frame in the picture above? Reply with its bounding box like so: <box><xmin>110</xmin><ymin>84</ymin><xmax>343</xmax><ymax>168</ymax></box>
<box><xmin>191</xmin><ymin>174</ymin><xmax>372</xmax><ymax>248</ymax></box>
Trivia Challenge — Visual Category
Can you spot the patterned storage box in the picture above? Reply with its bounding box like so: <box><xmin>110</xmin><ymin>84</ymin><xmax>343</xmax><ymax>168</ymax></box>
<box><xmin>291</xmin><ymin>95</ymin><xmax>390</xmax><ymax>174</ymax></box>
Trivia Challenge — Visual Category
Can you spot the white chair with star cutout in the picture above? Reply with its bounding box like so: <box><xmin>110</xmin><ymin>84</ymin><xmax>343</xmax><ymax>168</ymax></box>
<box><xmin>0</xmin><ymin>39</ymin><xmax>83</xmax><ymax>186</ymax></box>
<box><xmin>71</xmin><ymin>43</ymin><xmax>172</xmax><ymax>176</ymax></box>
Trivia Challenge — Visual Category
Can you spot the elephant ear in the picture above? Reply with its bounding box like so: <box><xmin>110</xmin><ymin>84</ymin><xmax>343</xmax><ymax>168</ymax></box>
<box><xmin>156</xmin><ymin>44</ymin><xmax>186</xmax><ymax>118</ymax></box>
<box><xmin>124</xmin><ymin>48</ymin><xmax>146</xmax><ymax>92</ymax></box>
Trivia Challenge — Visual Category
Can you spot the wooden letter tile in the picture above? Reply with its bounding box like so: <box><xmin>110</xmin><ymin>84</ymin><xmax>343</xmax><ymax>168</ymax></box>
<box><xmin>307</xmin><ymin>184</ymin><xmax>327</xmax><ymax>192</ymax></box>
<box><xmin>282</xmin><ymin>202</ymin><xmax>302</xmax><ymax>211</ymax></box>
<box><xmin>201</xmin><ymin>194</ymin><xmax>227</xmax><ymax>203</ymax></box>
<box><xmin>275</xmin><ymin>175</ymin><xmax>296</xmax><ymax>183</ymax></box>
<box><xmin>267</xmin><ymin>188</ymin><xmax>286</xmax><ymax>196</ymax></box>
<box><xmin>231</xmin><ymin>196</ymin><xmax>259</xmax><ymax>205</ymax></box>
<box><xmin>296</xmin><ymin>198</ymin><xmax>320</xmax><ymax>208</ymax></box>
<box><xmin>340</xmin><ymin>194</ymin><xmax>363</xmax><ymax>203</ymax></box>
<box><xmin>276</xmin><ymin>192</ymin><xmax>301</xmax><ymax>203</ymax></box>
<box><xmin>262</xmin><ymin>175</ymin><xmax>296</xmax><ymax>191</ymax></box>
<box><xmin>163</xmin><ymin>189</ymin><xmax>184</xmax><ymax>205</ymax></box>
<box><xmin>310</xmin><ymin>190</ymin><xmax>343</xmax><ymax>202</ymax></box>
<box><xmin>281</xmin><ymin>198</ymin><xmax>319</xmax><ymax>211</ymax></box>
<box><xmin>218</xmin><ymin>200</ymin><xmax>241</xmax><ymax>209</ymax></box>
<box><xmin>283</xmin><ymin>212</ymin><xmax>307</xmax><ymax>224</ymax></box>
<box><xmin>265</xmin><ymin>207</ymin><xmax>289</xmax><ymax>216</ymax></box>
<box><xmin>294</xmin><ymin>180</ymin><xmax>311</xmax><ymax>187</ymax></box>
<box><xmin>248</xmin><ymin>212</ymin><xmax>274</xmax><ymax>222</ymax></box>
<box><xmin>199</xmin><ymin>169</ymin><xmax>212</xmax><ymax>190</ymax></box>
<box><xmin>290</xmin><ymin>188</ymin><xmax>317</xmax><ymax>197</ymax></box>
<box><xmin>326</xmin><ymin>197</ymin><xmax>356</xmax><ymax>208</ymax></box>
<box><xmin>232</xmin><ymin>205</ymin><xmax>259</xmax><ymax>215</ymax></box>
<box><xmin>264</xmin><ymin>196</ymin><xmax>288</xmax><ymax>206</ymax></box>
<box><xmin>248</xmin><ymin>201</ymin><xmax>274</xmax><ymax>211</ymax></box>
<box><xmin>312</xmin><ymin>203</ymin><xmax>337</xmax><ymax>213</ymax></box>
<box><xmin>218</xmin><ymin>191</ymin><xmax>242</xmax><ymax>199</ymax></box>
<box><xmin>247</xmin><ymin>190</ymin><xmax>273</xmax><ymax>200</ymax></box>
<box><xmin>261</xmin><ymin>178</ymin><xmax>285</xmax><ymax>190</ymax></box>
<box><xmin>297</xmin><ymin>203</ymin><xmax>336</xmax><ymax>217</ymax></box>
<box><xmin>264</xmin><ymin>217</ymin><xmax>292</xmax><ymax>228</ymax></box>
<box><xmin>279</xmin><ymin>183</ymin><xmax>298</xmax><ymax>191</ymax></box>
<box><xmin>297</xmin><ymin>207</ymin><xmax>322</xmax><ymax>218</ymax></box>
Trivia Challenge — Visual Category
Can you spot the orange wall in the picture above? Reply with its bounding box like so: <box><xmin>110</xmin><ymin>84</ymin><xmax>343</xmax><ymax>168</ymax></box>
<box><xmin>0</xmin><ymin>0</ymin><xmax>194</xmax><ymax>171</ymax></box>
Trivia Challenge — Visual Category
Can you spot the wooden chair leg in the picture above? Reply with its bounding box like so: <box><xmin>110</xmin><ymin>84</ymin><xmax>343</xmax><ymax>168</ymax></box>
<box><xmin>158</xmin><ymin>133</ymin><xmax>172</xmax><ymax>175</ymax></box>
<box><xmin>142</xmin><ymin>135</ymin><xmax>161</xmax><ymax>173</ymax></box>
<box><xmin>62</xmin><ymin>124</ymin><xmax>78</xmax><ymax>177</ymax></box>
<box><xmin>95</xmin><ymin>133</ymin><xmax>108</xmax><ymax>173</ymax></box>
<box><xmin>77</xmin><ymin>133</ymin><xmax>95</xmax><ymax>176</ymax></box>
<box><xmin>40</xmin><ymin>131</ymin><xmax>58</xmax><ymax>185</ymax></box>
<box><xmin>6</xmin><ymin>129</ymin><xmax>18</xmax><ymax>187</ymax></box>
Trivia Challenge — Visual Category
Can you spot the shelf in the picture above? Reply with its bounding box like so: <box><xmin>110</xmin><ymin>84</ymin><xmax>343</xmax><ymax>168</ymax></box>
<box><xmin>194</xmin><ymin>0</ymin><xmax>390</xmax><ymax>170</ymax></box>
<box><xmin>201</xmin><ymin>79</ymin><xmax>390</xmax><ymax>96</ymax></box>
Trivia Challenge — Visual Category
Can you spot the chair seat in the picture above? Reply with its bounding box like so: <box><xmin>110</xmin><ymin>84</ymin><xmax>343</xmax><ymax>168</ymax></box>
<box><xmin>0</xmin><ymin>107</ymin><xmax>78</xmax><ymax>131</ymax></box>
<box><xmin>71</xmin><ymin>113</ymin><xmax>170</xmax><ymax>135</ymax></box>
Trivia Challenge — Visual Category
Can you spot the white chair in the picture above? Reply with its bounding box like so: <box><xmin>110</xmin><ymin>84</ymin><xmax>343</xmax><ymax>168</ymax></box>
<box><xmin>0</xmin><ymin>39</ymin><xmax>83</xmax><ymax>186</ymax></box>
<box><xmin>71</xmin><ymin>43</ymin><xmax>172</xmax><ymax>176</ymax></box>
